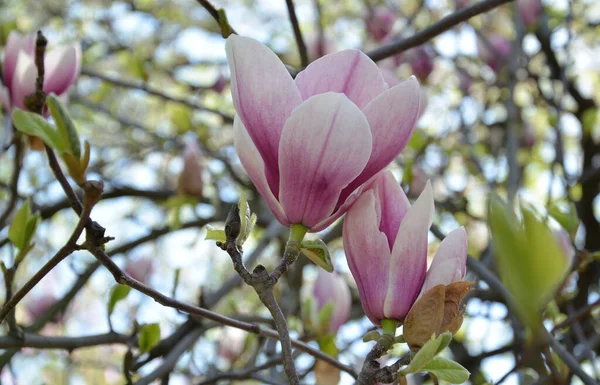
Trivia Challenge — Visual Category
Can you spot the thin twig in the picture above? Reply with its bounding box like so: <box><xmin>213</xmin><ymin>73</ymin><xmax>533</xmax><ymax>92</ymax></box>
<box><xmin>285</xmin><ymin>0</ymin><xmax>309</xmax><ymax>67</ymax></box>
<box><xmin>366</xmin><ymin>0</ymin><xmax>515</xmax><ymax>62</ymax></box>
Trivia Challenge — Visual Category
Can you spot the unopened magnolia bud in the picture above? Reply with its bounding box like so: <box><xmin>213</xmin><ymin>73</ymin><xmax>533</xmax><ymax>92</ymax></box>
<box><xmin>403</xmin><ymin>282</ymin><xmax>472</xmax><ymax>351</ymax></box>
<box><xmin>177</xmin><ymin>140</ymin><xmax>204</xmax><ymax>197</ymax></box>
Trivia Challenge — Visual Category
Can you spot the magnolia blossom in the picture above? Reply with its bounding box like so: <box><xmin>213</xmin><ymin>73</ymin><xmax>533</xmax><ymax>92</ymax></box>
<box><xmin>177</xmin><ymin>139</ymin><xmax>204</xmax><ymax>197</ymax></box>
<box><xmin>477</xmin><ymin>35</ymin><xmax>511</xmax><ymax>72</ymax></box>
<box><xmin>365</xmin><ymin>6</ymin><xmax>396</xmax><ymax>41</ymax></box>
<box><xmin>124</xmin><ymin>257</ymin><xmax>154</xmax><ymax>284</ymax></box>
<box><xmin>400</xmin><ymin>46</ymin><xmax>435</xmax><ymax>81</ymax></box>
<box><xmin>304</xmin><ymin>270</ymin><xmax>352</xmax><ymax>335</ymax></box>
<box><xmin>227</xmin><ymin>35</ymin><xmax>421</xmax><ymax>232</ymax></box>
<box><xmin>0</xmin><ymin>31</ymin><xmax>81</xmax><ymax>112</ymax></box>
<box><xmin>518</xmin><ymin>0</ymin><xmax>543</xmax><ymax>27</ymax></box>
<box><xmin>343</xmin><ymin>171</ymin><xmax>467</xmax><ymax>325</ymax></box>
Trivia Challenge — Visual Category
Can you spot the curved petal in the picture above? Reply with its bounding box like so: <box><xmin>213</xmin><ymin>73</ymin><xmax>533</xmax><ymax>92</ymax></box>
<box><xmin>3</xmin><ymin>32</ymin><xmax>35</xmax><ymax>90</ymax></box>
<box><xmin>43</xmin><ymin>43</ymin><xmax>81</xmax><ymax>95</ymax></box>
<box><xmin>420</xmin><ymin>227</ymin><xmax>468</xmax><ymax>295</ymax></box>
<box><xmin>383</xmin><ymin>181</ymin><xmax>433</xmax><ymax>320</ymax></box>
<box><xmin>233</xmin><ymin>116</ymin><xmax>290</xmax><ymax>227</ymax></box>
<box><xmin>338</xmin><ymin>77</ymin><xmax>421</xmax><ymax>204</ymax></box>
<box><xmin>226</xmin><ymin>35</ymin><xmax>302</xmax><ymax>195</ymax></box>
<box><xmin>370</xmin><ymin>171</ymin><xmax>411</xmax><ymax>249</ymax></box>
<box><xmin>295</xmin><ymin>50</ymin><xmax>388</xmax><ymax>109</ymax></box>
<box><xmin>343</xmin><ymin>191</ymin><xmax>392</xmax><ymax>325</ymax></box>
<box><xmin>278</xmin><ymin>92</ymin><xmax>372</xmax><ymax>228</ymax></box>
<box><xmin>10</xmin><ymin>51</ymin><xmax>36</xmax><ymax>111</ymax></box>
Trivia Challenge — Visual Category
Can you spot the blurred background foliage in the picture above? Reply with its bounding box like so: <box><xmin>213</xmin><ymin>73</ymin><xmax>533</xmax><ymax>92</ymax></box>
<box><xmin>0</xmin><ymin>0</ymin><xmax>599</xmax><ymax>384</ymax></box>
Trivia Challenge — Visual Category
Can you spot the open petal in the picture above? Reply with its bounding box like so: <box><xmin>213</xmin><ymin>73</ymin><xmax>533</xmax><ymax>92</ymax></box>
<box><xmin>44</xmin><ymin>43</ymin><xmax>81</xmax><ymax>95</ymax></box>
<box><xmin>278</xmin><ymin>92</ymin><xmax>372</xmax><ymax>228</ymax></box>
<box><xmin>338</xmin><ymin>77</ymin><xmax>421</xmax><ymax>204</ymax></box>
<box><xmin>343</xmin><ymin>191</ymin><xmax>392</xmax><ymax>325</ymax></box>
<box><xmin>233</xmin><ymin>116</ymin><xmax>290</xmax><ymax>227</ymax></box>
<box><xmin>226</xmin><ymin>35</ymin><xmax>302</xmax><ymax>195</ymax></box>
<box><xmin>383</xmin><ymin>181</ymin><xmax>433</xmax><ymax>320</ymax></box>
<box><xmin>295</xmin><ymin>50</ymin><xmax>388</xmax><ymax>109</ymax></box>
<box><xmin>420</xmin><ymin>227</ymin><xmax>468</xmax><ymax>295</ymax></box>
<box><xmin>10</xmin><ymin>51</ymin><xmax>36</xmax><ymax>111</ymax></box>
<box><xmin>3</xmin><ymin>32</ymin><xmax>35</xmax><ymax>90</ymax></box>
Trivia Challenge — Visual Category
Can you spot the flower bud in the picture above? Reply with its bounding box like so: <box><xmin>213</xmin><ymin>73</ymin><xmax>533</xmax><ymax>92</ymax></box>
<box><xmin>517</xmin><ymin>0</ymin><xmax>543</xmax><ymax>28</ymax></box>
<box><xmin>26</xmin><ymin>294</ymin><xmax>61</xmax><ymax>323</ymax></box>
<box><xmin>217</xmin><ymin>327</ymin><xmax>246</xmax><ymax>361</ymax></box>
<box><xmin>365</xmin><ymin>6</ymin><xmax>396</xmax><ymax>42</ymax></box>
<box><xmin>403</xmin><ymin>282</ymin><xmax>472</xmax><ymax>351</ymax></box>
<box><xmin>177</xmin><ymin>139</ymin><xmax>204</xmax><ymax>197</ymax></box>
<box><xmin>124</xmin><ymin>257</ymin><xmax>154</xmax><ymax>284</ymax></box>
<box><xmin>477</xmin><ymin>35</ymin><xmax>511</xmax><ymax>73</ymax></box>
<box><xmin>302</xmin><ymin>270</ymin><xmax>351</xmax><ymax>336</ymax></box>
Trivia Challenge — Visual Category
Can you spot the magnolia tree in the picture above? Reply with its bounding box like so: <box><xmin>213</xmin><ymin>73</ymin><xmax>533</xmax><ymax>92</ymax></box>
<box><xmin>0</xmin><ymin>0</ymin><xmax>598</xmax><ymax>384</ymax></box>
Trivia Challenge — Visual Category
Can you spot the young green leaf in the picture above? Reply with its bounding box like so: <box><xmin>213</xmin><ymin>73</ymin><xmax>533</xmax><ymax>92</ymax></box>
<box><xmin>11</xmin><ymin>109</ymin><xmax>65</xmax><ymax>152</ymax></box>
<box><xmin>138</xmin><ymin>323</ymin><xmax>161</xmax><ymax>353</ymax></box>
<box><xmin>300</xmin><ymin>239</ymin><xmax>334</xmax><ymax>272</ymax></box>
<box><xmin>108</xmin><ymin>284</ymin><xmax>131</xmax><ymax>316</ymax></box>
<box><xmin>46</xmin><ymin>93</ymin><xmax>81</xmax><ymax>158</ymax></box>
<box><xmin>402</xmin><ymin>333</ymin><xmax>444</xmax><ymax>374</ymax></box>
<box><xmin>8</xmin><ymin>200</ymin><xmax>32</xmax><ymax>249</ymax></box>
<box><xmin>422</xmin><ymin>356</ymin><xmax>470</xmax><ymax>384</ymax></box>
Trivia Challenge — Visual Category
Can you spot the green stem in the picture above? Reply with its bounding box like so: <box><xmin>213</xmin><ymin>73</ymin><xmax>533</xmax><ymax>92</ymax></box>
<box><xmin>381</xmin><ymin>319</ymin><xmax>398</xmax><ymax>336</ymax></box>
<box><xmin>289</xmin><ymin>224</ymin><xmax>309</xmax><ymax>244</ymax></box>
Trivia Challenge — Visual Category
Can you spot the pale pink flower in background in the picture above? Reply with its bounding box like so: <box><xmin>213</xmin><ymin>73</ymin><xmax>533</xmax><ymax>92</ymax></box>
<box><xmin>211</xmin><ymin>73</ymin><xmax>227</xmax><ymax>94</ymax></box>
<box><xmin>26</xmin><ymin>294</ymin><xmax>61</xmax><ymax>323</ymax></box>
<box><xmin>306</xmin><ymin>34</ymin><xmax>337</xmax><ymax>61</ymax></box>
<box><xmin>226</xmin><ymin>35</ymin><xmax>421</xmax><ymax>232</ymax></box>
<box><xmin>124</xmin><ymin>257</ymin><xmax>154</xmax><ymax>284</ymax></box>
<box><xmin>218</xmin><ymin>327</ymin><xmax>246</xmax><ymax>361</ymax></box>
<box><xmin>177</xmin><ymin>139</ymin><xmax>204</xmax><ymax>197</ymax></box>
<box><xmin>399</xmin><ymin>46</ymin><xmax>435</xmax><ymax>82</ymax></box>
<box><xmin>517</xmin><ymin>0</ymin><xmax>543</xmax><ymax>28</ymax></box>
<box><xmin>0</xmin><ymin>31</ymin><xmax>81</xmax><ymax>112</ymax></box>
<box><xmin>365</xmin><ymin>6</ymin><xmax>396</xmax><ymax>42</ymax></box>
<box><xmin>477</xmin><ymin>35</ymin><xmax>511</xmax><ymax>72</ymax></box>
<box><xmin>304</xmin><ymin>270</ymin><xmax>352</xmax><ymax>335</ymax></box>
<box><xmin>343</xmin><ymin>171</ymin><xmax>467</xmax><ymax>325</ymax></box>
<box><xmin>409</xmin><ymin>166</ymin><xmax>430</xmax><ymax>198</ymax></box>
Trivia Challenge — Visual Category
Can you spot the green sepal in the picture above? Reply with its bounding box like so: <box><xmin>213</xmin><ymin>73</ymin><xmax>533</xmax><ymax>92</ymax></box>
<box><xmin>47</xmin><ymin>93</ymin><xmax>81</xmax><ymax>158</ymax></box>
<box><xmin>217</xmin><ymin>8</ymin><xmax>233</xmax><ymax>37</ymax></box>
<box><xmin>236</xmin><ymin>192</ymin><xmax>256</xmax><ymax>247</ymax></box>
<box><xmin>205</xmin><ymin>225</ymin><xmax>227</xmax><ymax>243</ymax></box>
<box><xmin>318</xmin><ymin>302</ymin><xmax>334</xmax><ymax>334</ymax></box>
<box><xmin>317</xmin><ymin>334</ymin><xmax>339</xmax><ymax>357</ymax></box>
<box><xmin>9</xmin><ymin>199</ymin><xmax>41</xmax><ymax>262</ymax></box>
<box><xmin>422</xmin><ymin>356</ymin><xmax>470</xmax><ymax>384</ymax></box>
<box><xmin>362</xmin><ymin>330</ymin><xmax>381</xmax><ymax>343</ymax></box>
<box><xmin>300</xmin><ymin>239</ymin><xmax>333</xmax><ymax>272</ymax></box>
<box><xmin>138</xmin><ymin>323</ymin><xmax>161</xmax><ymax>353</ymax></box>
<box><xmin>402</xmin><ymin>333</ymin><xmax>446</xmax><ymax>375</ymax></box>
<box><xmin>12</xmin><ymin>108</ymin><xmax>66</xmax><ymax>152</ymax></box>
<box><xmin>547</xmin><ymin>202</ymin><xmax>579</xmax><ymax>238</ymax></box>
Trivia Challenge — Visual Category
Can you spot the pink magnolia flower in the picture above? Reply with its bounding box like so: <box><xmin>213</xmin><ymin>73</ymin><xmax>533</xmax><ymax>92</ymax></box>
<box><xmin>517</xmin><ymin>0</ymin><xmax>543</xmax><ymax>28</ymax></box>
<box><xmin>124</xmin><ymin>257</ymin><xmax>154</xmax><ymax>284</ymax></box>
<box><xmin>218</xmin><ymin>327</ymin><xmax>246</xmax><ymax>361</ymax></box>
<box><xmin>477</xmin><ymin>35</ymin><xmax>511</xmax><ymax>73</ymax></box>
<box><xmin>211</xmin><ymin>74</ymin><xmax>227</xmax><ymax>94</ymax></box>
<box><xmin>343</xmin><ymin>170</ymin><xmax>467</xmax><ymax>326</ymax></box>
<box><xmin>25</xmin><ymin>294</ymin><xmax>61</xmax><ymax>323</ymax></box>
<box><xmin>0</xmin><ymin>31</ymin><xmax>81</xmax><ymax>112</ymax></box>
<box><xmin>304</xmin><ymin>270</ymin><xmax>352</xmax><ymax>335</ymax></box>
<box><xmin>365</xmin><ymin>6</ymin><xmax>396</xmax><ymax>42</ymax></box>
<box><xmin>177</xmin><ymin>139</ymin><xmax>204</xmax><ymax>197</ymax></box>
<box><xmin>399</xmin><ymin>46</ymin><xmax>435</xmax><ymax>82</ymax></box>
<box><xmin>227</xmin><ymin>35</ymin><xmax>421</xmax><ymax>232</ymax></box>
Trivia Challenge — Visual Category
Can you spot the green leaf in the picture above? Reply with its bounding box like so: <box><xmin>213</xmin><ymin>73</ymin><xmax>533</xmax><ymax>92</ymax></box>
<box><xmin>317</xmin><ymin>334</ymin><xmax>338</xmax><ymax>356</ymax></box>
<box><xmin>362</xmin><ymin>330</ymin><xmax>381</xmax><ymax>343</ymax></box>
<box><xmin>435</xmin><ymin>332</ymin><xmax>453</xmax><ymax>355</ymax></box>
<box><xmin>108</xmin><ymin>284</ymin><xmax>131</xmax><ymax>316</ymax></box>
<box><xmin>300</xmin><ymin>239</ymin><xmax>334</xmax><ymax>272</ymax></box>
<box><xmin>9</xmin><ymin>200</ymin><xmax>32</xmax><ymax>249</ymax></box>
<box><xmin>318</xmin><ymin>302</ymin><xmax>334</xmax><ymax>333</ymax></box>
<box><xmin>422</xmin><ymin>356</ymin><xmax>470</xmax><ymax>384</ymax></box>
<box><xmin>11</xmin><ymin>109</ymin><xmax>66</xmax><ymax>152</ymax></box>
<box><xmin>403</xmin><ymin>333</ymin><xmax>444</xmax><ymax>374</ymax></box>
<box><xmin>138</xmin><ymin>323</ymin><xmax>161</xmax><ymax>353</ymax></box>
<box><xmin>548</xmin><ymin>202</ymin><xmax>579</xmax><ymax>238</ymax></box>
<box><xmin>46</xmin><ymin>93</ymin><xmax>81</xmax><ymax>158</ymax></box>
<box><xmin>204</xmin><ymin>225</ymin><xmax>226</xmax><ymax>243</ymax></box>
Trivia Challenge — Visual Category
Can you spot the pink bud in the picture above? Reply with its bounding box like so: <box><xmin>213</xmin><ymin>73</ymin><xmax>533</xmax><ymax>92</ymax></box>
<box><xmin>177</xmin><ymin>139</ymin><xmax>204</xmax><ymax>197</ymax></box>
<box><xmin>343</xmin><ymin>171</ymin><xmax>467</xmax><ymax>325</ymax></box>
<box><xmin>307</xmin><ymin>270</ymin><xmax>352</xmax><ymax>335</ymax></box>
<box><xmin>365</xmin><ymin>6</ymin><xmax>396</xmax><ymax>42</ymax></box>
<box><xmin>477</xmin><ymin>35</ymin><xmax>511</xmax><ymax>73</ymax></box>
<box><xmin>2</xmin><ymin>31</ymin><xmax>81</xmax><ymax>112</ymax></box>
<box><xmin>26</xmin><ymin>294</ymin><xmax>61</xmax><ymax>323</ymax></box>
<box><xmin>211</xmin><ymin>74</ymin><xmax>227</xmax><ymax>94</ymax></box>
<box><xmin>400</xmin><ymin>46</ymin><xmax>435</xmax><ymax>82</ymax></box>
<box><xmin>218</xmin><ymin>327</ymin><xmax>246</xmax><ymax>361</ymax></box>
<box><xmin>124</xmin><ymin>257</ymin><xmax>154</xmax><ymax>284</ymax></box>
<box><xmin>517</xmin><ymin>0</ymin><xmax>543</xmax><ymax>28</ymax></box>
<box><xmin>226</xmin><ymin>35</ymin><xmax>421</xmax><ymax>232</ymax></box>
